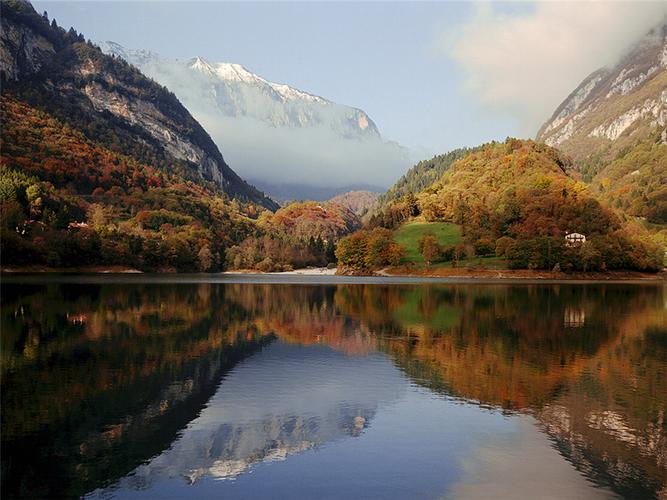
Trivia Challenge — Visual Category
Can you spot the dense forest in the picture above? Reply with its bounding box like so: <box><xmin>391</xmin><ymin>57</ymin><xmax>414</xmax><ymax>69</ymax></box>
<box><xmin>0</xmin><ymin>96</ymin><xmax>260</xmax><ymax>271</ymax></box>
<box><xmin>590</xmin><ymin>133</ymin><xmax>667</xmax><ymax>224</ymax></box>
<box><xmin>371</xmin><ymin>148</ymin><xmax>473</xmax><ymax>217</ymax></box>
<box><xmin>338</xmin><ymin>139</ymin><xmax>664</xmax><ymax>273</ymax></box>
<box><xmin>227</xmin><ymin>201</ymin><xmax>361</xmax><ymax>271</ymax></box>
<box><xmin>1</xmin><ymin>0</ymin><xmax>276</xmax><ymax>209</ymax></box>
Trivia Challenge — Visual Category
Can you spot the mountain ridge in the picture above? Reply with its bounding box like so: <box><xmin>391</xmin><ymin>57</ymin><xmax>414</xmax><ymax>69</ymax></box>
<box><xmin>536</xmin><ymin>21</ymin><xmax>667</xmax><ymax>225</ymax></box>
<box><xmin>98</xmin><ymin>41</ymin><xmax>411</xmax><ymax>199</ymax></box>
<box><xmin>99</xmin><ymin>40</ymin><xmax>380</xmax><ymax>137</ymax></box>
<box><xmin>536</xmin><ymin>21</ymin><xmax>667</xmax><ymax>167</ymax></box>
<box><xmin>0</xmin><ymin>0</ymin><xmax>278</xmax><ymax>210</ymax></box>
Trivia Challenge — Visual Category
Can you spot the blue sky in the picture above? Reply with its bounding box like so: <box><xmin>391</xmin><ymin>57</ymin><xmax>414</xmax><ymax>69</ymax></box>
<box><xmin>33</xmin><ymin>1</ymin><xmax>667</xmax><ymax>157</ymax></box>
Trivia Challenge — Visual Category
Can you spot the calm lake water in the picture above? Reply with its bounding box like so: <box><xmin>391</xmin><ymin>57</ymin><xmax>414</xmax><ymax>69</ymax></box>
<box><xmin>1</xmin><ymin>276</ymin><xmax>666</xmax><ymax>499</ymax></box>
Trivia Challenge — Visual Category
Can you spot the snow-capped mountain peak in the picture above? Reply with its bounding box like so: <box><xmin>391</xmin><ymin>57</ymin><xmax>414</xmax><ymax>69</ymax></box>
<box><xmin>186</xmin><ymin>55</ymin><xmax>326</xmax><ymax>104</ymax></box>
<box><xmin>189</xmin><ymin>57</ymin><xmax>257</xmax><ymax>84</ymax></box>
<box><xmin>98</xmin><ymin>41</ymin><xmax>410</xmax><ymax>197</ymax></box>
<box><xmin>100</xmin><ymin>41</ymin><xmax>374</xmax><ymax>133</ymax></box>
<box><xmin>188</xmin><ymin>56</ymin><xmax>215</xmax><ymax>76</ymax></box>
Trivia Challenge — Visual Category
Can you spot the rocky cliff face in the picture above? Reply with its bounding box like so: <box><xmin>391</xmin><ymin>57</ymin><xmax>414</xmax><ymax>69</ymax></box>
<box><xmin>97</xmin><ymin>42</ymin><xmax>411</xmax><ymax>199</ymax></box>
<box><xmin>0</xmin><ymin>0</ymin><xmax>278</xmax><ymax>210</ymax></box>
<box><xmin>537</xmin><ymin>22</ymin><xmax>667</xmax><ymax>166</ymax></box>
<box><xmin>536</xmin><ymin>22</ymin><xmax>667</xmax><ymax>224</ymax></box>
<box><xmin>100</xmin><ymin>42</ymin><xmax>381</xmax><ymax>140</ymax></box>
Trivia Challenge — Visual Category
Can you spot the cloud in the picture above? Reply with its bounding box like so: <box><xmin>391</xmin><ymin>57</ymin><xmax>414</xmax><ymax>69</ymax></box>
<box><xmin>195</xmin><ymin>112</ymin><xmax>412</xmax><ymax>190</ymax></box>
<box><xmin>444</xmin><ymin>1</ymin><xmax>667</xmax><ymax>136</ymax></box>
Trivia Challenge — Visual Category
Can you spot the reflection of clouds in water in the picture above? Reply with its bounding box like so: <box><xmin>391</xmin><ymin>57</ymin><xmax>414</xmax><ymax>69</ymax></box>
<box><xmin>102</xmin><ymin>342</ymin><xmax>406</xmax><ymax>490</ymax></box>
<box><xmin>446</xmin><ymin>416</ymin><xmax>616</xmax><ymax>500</ymax></box>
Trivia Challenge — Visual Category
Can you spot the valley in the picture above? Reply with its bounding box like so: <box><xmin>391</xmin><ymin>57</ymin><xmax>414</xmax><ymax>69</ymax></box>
<box><xmin>0</xmin><ymin>0</ymin><xmax>665</xmax><ymax>278</ymax></box>
<box><xmin>1</xmin><ymin>3</ymin><xmax>667</xmax><ymax>499</ymax></box>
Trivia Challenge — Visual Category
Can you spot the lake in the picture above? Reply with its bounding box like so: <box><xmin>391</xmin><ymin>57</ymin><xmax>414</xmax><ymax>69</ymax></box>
<box><xmin>1</xmin><ymin>276</ymin><xmax>666</xmax><ymax>499</ymax></box>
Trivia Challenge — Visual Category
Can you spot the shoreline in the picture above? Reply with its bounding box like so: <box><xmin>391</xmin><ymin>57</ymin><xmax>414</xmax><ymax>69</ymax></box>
<box><xmin>2</xmin><ymin>270</ymin><xmax>666</xmax><ymax>286</ymax></box>
<box><xmin>375</xmin><ymin>266</ymin><xmax>667</xmax><ymax>281</ymax></box>
<box><xmin>2</xmin><ymin>266</ymin><xmax>666</xmax><ymax>283</ymax></box>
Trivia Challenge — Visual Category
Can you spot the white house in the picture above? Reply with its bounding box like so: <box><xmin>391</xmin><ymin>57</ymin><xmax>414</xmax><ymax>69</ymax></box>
<box><xmin>565</xmin><ymin>232</ymin><xmax>586</xmax><ymax>247</ymax></box>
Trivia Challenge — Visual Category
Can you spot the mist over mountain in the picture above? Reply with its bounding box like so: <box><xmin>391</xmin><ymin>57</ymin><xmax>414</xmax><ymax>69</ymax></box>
<box><xmin>537</xmin><ymin>21</ymin><xmax>666</xmax><ymax>158</ymax></box>
<box><xmin>249</xmin><ymin>181</ymin><xmax>382</xmax><ymax>206</ymax></box>
<box><xmin>99</xmin><ymin>42</ymin><xmax>412</xmax><ymax>200</ymax></box>
<box><xmin>537</xmin><ymin>22</ymin><xmax>667</xmax><ymax>224</ymax></box>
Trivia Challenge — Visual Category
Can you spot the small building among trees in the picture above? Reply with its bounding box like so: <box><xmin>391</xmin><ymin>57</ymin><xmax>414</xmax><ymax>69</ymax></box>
<box><xmin>565</xmin><ymin>232</ymin><xmax>586</xmax><ymax>247</ymax></box>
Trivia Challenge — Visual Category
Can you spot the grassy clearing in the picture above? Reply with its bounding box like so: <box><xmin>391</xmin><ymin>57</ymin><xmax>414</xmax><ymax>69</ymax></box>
<box><xmin>394</xmin><ymin>222</ymin><xmax>462</xmax><ymax>263</ymax></box>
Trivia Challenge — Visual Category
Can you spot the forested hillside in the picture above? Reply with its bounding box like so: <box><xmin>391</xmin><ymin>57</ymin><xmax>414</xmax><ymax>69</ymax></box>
<box><xmin>327</xmin><ymin>191</ymin><xmax>379</xmax><ymax>216</ymax></box>
<box><xmin>372</xmin><ymin>148</ymin><xmax>472</xmax><ymax>215</ymax></box>
<box><xmin>0</xmin><ymin>96</ymin><xmax>257</xmax><ymax>271</ymax></box>
<box><xmin>0</xmin><ymin>0</ymin><xmax>276</xmax><ymax>209</ymax></box>
<box><xmin>227</xmin><ymin>201</ymin><xmax>361</xmax><ymax>271</ymax></box>
<box><xmin>338</xmin><ymin>139</ymin><xmax>663</xmax><ymax>273</ymax></box>
<box><xmin>590</xmin><ymin>132</ymin><xmax>667</xmax><ymax>224</ymax></box>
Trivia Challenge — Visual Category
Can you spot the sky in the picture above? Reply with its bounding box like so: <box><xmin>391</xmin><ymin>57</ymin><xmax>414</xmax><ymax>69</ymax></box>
<box><xmin>33</xmin><ymin>1</ymin><xmax>667</xmax><ymax>158</ymax></box>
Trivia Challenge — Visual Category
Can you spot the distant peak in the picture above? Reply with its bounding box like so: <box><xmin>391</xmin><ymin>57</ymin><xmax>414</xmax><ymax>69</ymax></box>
<box><xmin>100</xmin><ymin>40</ymin><xmax>127</xmax><ymax>57</ymax></box>
<box><xmin>189</xmin><ymin>56</ymin><xmax>214</xmax><ymax>73</ymax></box>
<box><xmin>212</xmin><ymin>62</ymin><xmax>258</xmax><ymax>83</ymax></box>
<box><xmin>100</xmin><ymin>41</ymin><xmax>159</xmax><ymax>64</ymax></box>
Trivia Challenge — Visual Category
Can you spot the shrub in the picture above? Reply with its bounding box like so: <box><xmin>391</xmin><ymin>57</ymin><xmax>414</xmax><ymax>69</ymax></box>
<box><xmin>474</xmin><ymin>238</ymin><xmax>494</xmax><ymax>256</ymax></box>
<box><xmin>495</xmin><ymin>236</ymin><xmax>515</xmax><ymax>257</ymax></box>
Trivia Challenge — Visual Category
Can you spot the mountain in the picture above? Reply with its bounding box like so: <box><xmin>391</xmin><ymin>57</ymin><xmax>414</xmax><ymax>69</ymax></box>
<box><xmin>0</xmin><ymin>0</ymin><xmax>277</xmax><ymax>210</ymax></box>
<box><xmin>0</xmin><ymin>0</ymin><xmax>285</xmax><ymax>272</ymax></box>
<box><xmin>338</xmin><ymin>139</ymin><xmax>663</xmax><ymax>273</ymax></box>
<box><xmin>98</xmin><ymin>42</ymin><xmax>411</xmax><ymax>199</ymax></box>
<box><xmin>327</xmin><ymin>191</ymin><xmax>379</xmax><ymax>216</ymax></box>
<box><xmin>248</xmin><ymin>181</ymin><xmax>384</xmax><ymax>206</ymax></box>
<box><xmin>536</xmin><ymin>22</ymin><xmax>666</xmax><ymax>165</ymax></box>
<box><xmin>0</xmin><ymin>93</ymin><xmax>257</xmax><ymax>271</ymax></box>
<box><xmin>371</xmin><ymin>147</ymin><xmax>473</xmax><ymax>216</ymax></box>
<box><xmin>101</xmin><ymin>42</ymin><xmax>381</xmax><ymax>139</ymax></box>
<box><xmin>536</xmin><ymin>22</ymin><xmax>667</xmax><ymax>225</ymax></box>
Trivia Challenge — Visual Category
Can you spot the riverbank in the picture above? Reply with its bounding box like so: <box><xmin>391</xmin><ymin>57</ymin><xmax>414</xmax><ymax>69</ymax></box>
<box><xmin>2</xmin><ymin>266</ymin><xmax>665</xmax><ymax>282</ymax></box>
<box><xmin>1</xmin><ymin>265</ymin><xmax>144</xmax><ymax>273</ymax></box>
<box><xmin>377</xmin><ymin>266</ymin><xmax>667</xmax><ymax>281</ymax></box>
<box><xmin>225</xmin><ymin>267</ymin><xmax>337</xmax><ymax>276</ymax></box>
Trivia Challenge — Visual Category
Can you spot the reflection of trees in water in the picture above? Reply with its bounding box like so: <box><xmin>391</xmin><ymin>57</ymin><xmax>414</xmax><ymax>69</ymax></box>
<box><xmin>331</xmin><ymin>284</ymin><xmax>667</xmax><ymax>499</ymax></box>
<box><xmin>1</xmin><ymin>283</ymin><xmax>272</xmax><ymax>498</ymax></box>
<box><xmin>2</xmin><ymin>282</ymin><xmax>665</xmax><ymax>498</ymax></box>
<box><xmin>241</xmin><ymin>283</ymin><xmax>665</xmax><ymax>498</ymax></box>
<box><xmin>224</xmin><ymin>283</ymin><xmax>378</xmax><ymax>355</ymax></box>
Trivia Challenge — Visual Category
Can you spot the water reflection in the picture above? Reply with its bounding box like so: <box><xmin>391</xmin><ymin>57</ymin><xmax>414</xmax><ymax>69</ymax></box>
<box><xmin>1</xmin><ymin>281</ymin><xmax>665</xmax><ymax>498</ymax></box>
<box><xmin>100</xmin><ymin>343</ymin><xmax>403</xmax><ymax>493</ymax></box>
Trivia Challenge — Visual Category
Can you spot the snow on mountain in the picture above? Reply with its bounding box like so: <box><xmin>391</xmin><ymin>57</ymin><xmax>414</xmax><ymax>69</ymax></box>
<box><xmin>99</xmin><ymin>42</ymin><xmax>409</xmax><ymax>197</ymax></box>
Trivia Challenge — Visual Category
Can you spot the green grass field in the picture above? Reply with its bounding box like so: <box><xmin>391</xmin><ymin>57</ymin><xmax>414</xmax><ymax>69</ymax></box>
<box><xmin>393</xmin><ymin>221</ymin><xmax>463</xmax><ymax>263</ymax></box>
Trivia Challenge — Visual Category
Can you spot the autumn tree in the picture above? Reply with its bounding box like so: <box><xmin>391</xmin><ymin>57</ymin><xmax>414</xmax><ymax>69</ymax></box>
<box><xmin>418</xmin><ymin>233</ymin><xmax>440</xmax><ymax>265</ymax></box>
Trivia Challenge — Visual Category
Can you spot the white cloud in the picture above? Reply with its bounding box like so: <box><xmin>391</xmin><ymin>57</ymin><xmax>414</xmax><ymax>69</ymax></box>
<box><xmin>444</xmin><ymin>1</ymin><xmax>667</xmax><ymax>136</ymax></box>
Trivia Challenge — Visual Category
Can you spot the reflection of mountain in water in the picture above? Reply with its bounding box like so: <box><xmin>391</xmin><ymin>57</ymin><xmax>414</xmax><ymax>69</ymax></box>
<box><xmin>0</xmin><ymin>284</ymin><xmax>273</xmax><ymax>498</ymax></box>
<box><xmin>101</xmin><ymin>342</ymin><xmax>405</xmax><ymax>491</ymax></box>
<box><xmin>2</xmin><ymin>281</ymin><xmax>665</xmax><ymax>498</ymax></box>
<box><xmin>537</xmin><ymin>324</ymin><xmax>667</xmax><ymax>499</ymax></box>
